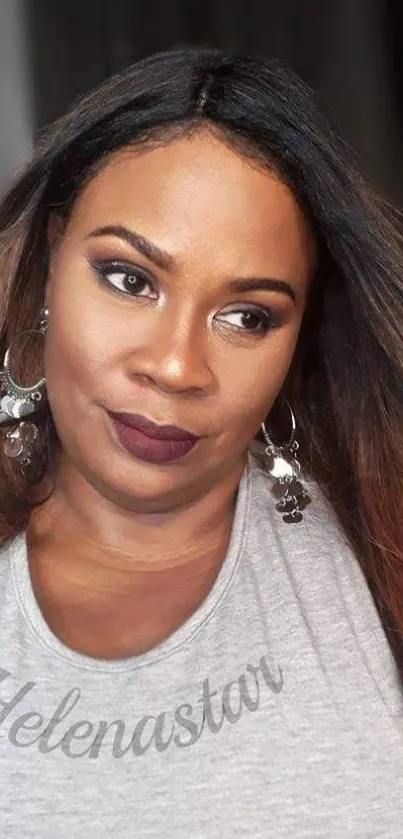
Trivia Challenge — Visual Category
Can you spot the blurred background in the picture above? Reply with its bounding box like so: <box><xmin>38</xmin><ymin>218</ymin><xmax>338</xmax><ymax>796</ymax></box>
<box><xmin>1</xmin><ymin>0</ymin><xmax>402</xmax><ymax>203</ymax></box>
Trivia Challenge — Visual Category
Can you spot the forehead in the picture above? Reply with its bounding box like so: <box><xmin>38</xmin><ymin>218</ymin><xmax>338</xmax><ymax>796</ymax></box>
<box><xmin>67</xmin><ymin>131</ymin><xmax>316</xmax><ymax>281</ymax></box>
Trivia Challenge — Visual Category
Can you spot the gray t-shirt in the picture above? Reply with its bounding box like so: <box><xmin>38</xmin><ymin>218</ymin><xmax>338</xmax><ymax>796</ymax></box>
<box><xmin>1</xmin><ymin>448</ymin><xmax>403</xmax><ymax>838</ymax></box>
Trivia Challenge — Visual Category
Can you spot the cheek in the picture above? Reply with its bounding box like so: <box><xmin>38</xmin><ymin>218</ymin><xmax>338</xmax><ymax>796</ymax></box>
<box><xmin>42</xmin><ymin>299</ymin><xmax>121</xmax><ymax>459</ymax></box>
<box><xmin>43</xmin><ymin>286</ymin><xmax>112</xmax><ymax>421</ymax></box>
<box><xmin>44</xmin><ymin>318</ymin><xmax>103</xmax><ymax>392</ymax></box>
<box><xmin>219</xmin><ymin>328</ymin><xmax>301</xmax><ymax>434</ymax></box>
<box><xmin>46</xmin><ymin>261</ymin><xmax>119</xmax><ymax>380</ymax></box>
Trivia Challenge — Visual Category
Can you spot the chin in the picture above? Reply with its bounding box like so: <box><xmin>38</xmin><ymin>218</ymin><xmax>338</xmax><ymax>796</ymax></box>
<box><xmin>84</xmin><ymin>456</ymin><xmax>194</xmax><ymax>512</ymax></box>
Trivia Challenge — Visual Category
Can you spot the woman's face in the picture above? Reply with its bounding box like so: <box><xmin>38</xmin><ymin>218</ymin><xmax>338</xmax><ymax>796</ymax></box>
<box><xmin>45</xmin><ymin>130</ymin><xmax>316</xmax><ymax>512</ymax></box>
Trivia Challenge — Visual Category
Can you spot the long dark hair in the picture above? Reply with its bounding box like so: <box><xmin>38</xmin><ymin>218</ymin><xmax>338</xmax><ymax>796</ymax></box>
<box><xmin>1</xmin><ymin>46</ymin><xmax>403</xmax><ymax>674</ymax></box>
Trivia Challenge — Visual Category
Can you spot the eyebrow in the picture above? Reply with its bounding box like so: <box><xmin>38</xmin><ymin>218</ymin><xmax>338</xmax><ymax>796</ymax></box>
<box><xmin>87</xmin><ymin>224</ymin><xmax>297</xmax><ymax>303</ymax></box>
<box><xmin>87</xmin><ymin>225</ymin><xmax>175</xmax><ymax>271</ymax></box>
<box><xmin>227</xmin><ymin>277</ymin><xmax>296</xmax><ymax>301</ymax></box>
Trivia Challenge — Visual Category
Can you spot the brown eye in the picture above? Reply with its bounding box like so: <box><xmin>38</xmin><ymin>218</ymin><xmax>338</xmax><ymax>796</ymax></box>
<box><xmin>217</xmin><ymin>308</ymin><xmax>276</xmax><ymax>335</ymax></box>
<box><xmin>107</xmin><ymin>271</ymin><xmax>150</xmax><ymax>295</ymax></box>
<box><xmin>91</xmin><ymin>260</ymin><xmax>157</xmax><ymax>298</ymax></box>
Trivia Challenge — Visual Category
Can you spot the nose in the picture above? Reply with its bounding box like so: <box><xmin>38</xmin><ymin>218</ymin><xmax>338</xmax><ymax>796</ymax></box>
<box><xmin>126</xmin><ymin>308</ymin><xmax>215</xmax><ymax>395</ymax></box>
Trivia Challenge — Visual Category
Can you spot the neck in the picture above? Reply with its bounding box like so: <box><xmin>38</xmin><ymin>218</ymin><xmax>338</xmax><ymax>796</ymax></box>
<box><xmin>28</xmin><ymin>453</ymin><xmax>247</xmax><ymax>571</ymax></box>
<box><xmin>25</xmin><ymin>455</ymin><xmax>248</xmax><ymax>658</ymax></box>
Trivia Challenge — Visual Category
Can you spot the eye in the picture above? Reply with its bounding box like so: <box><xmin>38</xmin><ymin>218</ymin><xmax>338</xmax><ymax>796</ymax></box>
<box><xmin>91</xmin><ymin>260</ymin><xmax>157</xmax><ymax>298</ymax></box>
<box><xmin>217</xmin><ymin>308</ymin><xmax>276</xmax><ymax>335</ymax></box>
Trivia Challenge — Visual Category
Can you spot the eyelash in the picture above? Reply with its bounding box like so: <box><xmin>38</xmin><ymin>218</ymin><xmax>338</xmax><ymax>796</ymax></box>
<box><xmin>90</xmin><ymin>260</ymin><xmax>278</xmax><ymax>336</ymax></box>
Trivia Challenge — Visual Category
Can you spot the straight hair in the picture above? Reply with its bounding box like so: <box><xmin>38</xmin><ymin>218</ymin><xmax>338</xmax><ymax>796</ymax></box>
<box><xmin>0</xmin><ymin>46</ymin><xmax>402</xmax><ymax>675</ymax></box>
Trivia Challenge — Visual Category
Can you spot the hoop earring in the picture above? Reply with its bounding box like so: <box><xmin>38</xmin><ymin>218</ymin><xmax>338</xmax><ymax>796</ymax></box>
<box><xmin>0</xmin><ymin>306</ymin><xmax>48</xmax><ymax>474</ymax></box>
<box><xmin>261</xmin><ymin>401</ymin><xmax>310</xmax><ymax>523</ymax></box>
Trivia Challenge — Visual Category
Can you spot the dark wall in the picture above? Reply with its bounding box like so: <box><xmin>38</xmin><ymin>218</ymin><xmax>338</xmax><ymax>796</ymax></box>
<box><xmin>26</xmin><ymin>0</ymin><xmax>403</xmax><ymax>204</ymax></box>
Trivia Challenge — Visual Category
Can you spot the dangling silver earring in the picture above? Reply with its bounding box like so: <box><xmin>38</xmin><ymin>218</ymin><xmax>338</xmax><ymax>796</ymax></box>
<box><xmin>0</xmin><ymin>306</ymin><xmax>48</xmax><ymax>473</ymax></box>
<box><xmin>261</xmin><ymin>401</ymin><xmax>310</xmax><ymax>523</ymax></box>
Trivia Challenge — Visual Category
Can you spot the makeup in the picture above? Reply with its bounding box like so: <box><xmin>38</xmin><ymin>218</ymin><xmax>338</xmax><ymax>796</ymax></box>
<box><xmin>108</xmin><ymin>412</ymin><xmax>200</xmax><ymax>464</ymax></box>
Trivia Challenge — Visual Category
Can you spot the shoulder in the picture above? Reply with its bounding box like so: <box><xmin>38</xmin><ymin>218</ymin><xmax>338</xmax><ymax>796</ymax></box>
<box><xmin>247</xmin><ymin>439</ymin><xmax>351</xmax><ymax>550</ymax></box>
<box><xmin>247</xmin><ymin>442</ymin><xmax>373</xmax><ymax>620</ymax></box>
<box><xmin>0</xmin><ymin>533</ymin><xmax>23</xmax><ymax>613</ymax></box>
<box><xmin>0</xmin><ymin>535</ymin><xmax>14</xmax><ymax>570</ymax></box>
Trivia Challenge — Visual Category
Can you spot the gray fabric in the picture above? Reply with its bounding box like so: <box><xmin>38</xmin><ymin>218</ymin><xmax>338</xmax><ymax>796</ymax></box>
<box><xmin>0</xmin><ymin>447</ymin><xmax>403</xmax><ymax>837</ymax></box>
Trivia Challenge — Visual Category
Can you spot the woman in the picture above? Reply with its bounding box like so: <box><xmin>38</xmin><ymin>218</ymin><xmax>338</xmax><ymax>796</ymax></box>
<box><xmin>0</xmin><ymin>45</ymin><xmax>402</xmax><ymax>837</ymax></box>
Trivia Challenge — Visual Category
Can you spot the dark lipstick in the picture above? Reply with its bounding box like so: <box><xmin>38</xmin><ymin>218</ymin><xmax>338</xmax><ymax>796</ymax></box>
<box><xmin>108</xmin><ymin>412</ymin><xmax>200</xmax><ymax>463</ymax></box>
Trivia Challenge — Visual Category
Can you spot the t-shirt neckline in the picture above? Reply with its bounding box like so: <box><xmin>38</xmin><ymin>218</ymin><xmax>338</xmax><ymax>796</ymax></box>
<box><xmin>10</xmin><ymin>453</ymin><xmax>253</xmax><ymax>673</ymax></box>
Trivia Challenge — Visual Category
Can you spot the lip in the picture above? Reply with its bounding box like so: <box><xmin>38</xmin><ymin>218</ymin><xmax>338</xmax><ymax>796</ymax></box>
<box><xmin>108</xmin><ymin>413</ymin><xmax>199</xmax><ymax>464</ymax></box>
<box><xmin>108</xmin><ymin>412</ymin><xmax>199</xmax><ymax>441</ymax></box>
